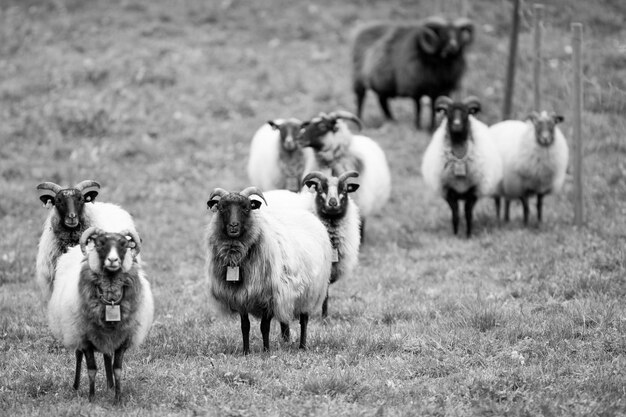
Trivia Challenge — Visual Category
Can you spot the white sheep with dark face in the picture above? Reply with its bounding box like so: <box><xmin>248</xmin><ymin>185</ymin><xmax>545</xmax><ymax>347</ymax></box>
<box><xmin>490</xmin><ymin>111</ymin><xmax>569</xmax><ymax>224</ymax></box>
<box><xmin>247</xmin><ymin>118</ymin><xmax>315</xmax><ymax>192</ymax></box>
<box><xmin>36</xmin><ymin>180</ymin><xmax>139</xmax><ymax>301</ymax></box>
<box><xmin>205</xmin><ymin>187</ymin><xmax>332</xmax><ymax>354</ymax></box>
<box><xmin>49</xmin><ymin>227</ymin><xmax>153</xmax><ymax>404</ymax></box>
<box><xmin>421</xmin><ymin>96</ymin><xmax>503</xmax><ymax>237</ymax></box>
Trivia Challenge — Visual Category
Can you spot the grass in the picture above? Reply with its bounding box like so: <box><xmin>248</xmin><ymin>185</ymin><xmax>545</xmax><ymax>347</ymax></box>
<box><xmin>1</xmin><ymin>0</ymin><xmax>626</xmax><ymax>415</ymax></box>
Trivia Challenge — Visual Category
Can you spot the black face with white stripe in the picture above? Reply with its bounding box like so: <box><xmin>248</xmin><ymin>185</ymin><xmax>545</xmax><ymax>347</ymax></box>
<box><xmin>307</xmin><ymin>176</ymin><xmax>359</xmax><ymax>218</ymax></box>
<box><xmin>297</xmin><ymin>116</ymin><xmax>337</xmax><ymax>150</ymax></box>
<box><xmin>91</xmin><ymin>233</ymin><xmax>134</xmax><ymax>272</ymax></box>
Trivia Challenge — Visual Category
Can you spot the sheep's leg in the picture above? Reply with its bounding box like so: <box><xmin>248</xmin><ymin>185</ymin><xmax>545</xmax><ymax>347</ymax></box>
<box><xmin>73</xmin><ymin>349</ymin><xmax>83</xmax><ymax>390</ymax></box>
<box><xmin>299</xmin><ymin>313</ymin><xmax>309</xmax><ymax>350</ymax></box>
<box><xmin>103</xmin><ymin>354</ymin><xmax>113</xmax><ymax>389</ymax></box>
<box><xmin>465</xmin><ymin>195</ymin><xmax>478</xmax><ymax>237</ymax></box>
<box><xmin>260</xmin><ymin>313</ymin><xmax>272</xmax><ymax>352</ymax></box>
<box><xmin>445</xmin><ymin>190</ymin><xmax>460</xmax><ymax>235</ymax></box>
<box><xmin>536</xmin><ymin>194</ymin><xmax>544</xmax><ymax>222</ymax></box>
<box><xmin>112</xmin><ymin>345</ymin><xmax>126</xmax><ymax>404</ymax></box>
<box><xmin>240</xmin><ymin>313</ymin><xmax>251</xmax><ymax>355</ymax></box>
<box><xmin>413</xmin><ymin>96</ymin><xmax>422</xmax><ymax>129</ymax></box>
<box><xmin>521</xmin><ymin>196</ymin><xmax>530</xmax><ymax>226</ymax></box>
<box><xmin>280</xmin><ymin>322</ymin><xmax>290</xmax><ymax>343</ymax></box>
<box><xmin>355</xmin><ymin>82</ymin><xmax>366</xmax><ymax>120</ymax></box>
<box><xmin>504</xmin><ymin>199</ymin><xmax>511</xmax><ymax>222</ymax></box>
<box><xmin>377</xmin><ymin>94</ymin><xmax>394</xmax><ymax>120</ymax></box>
<box><xmin>321</xmin><ymin>287</ymin><xmax>330</xmax><ymax>318</ymax></box>
<box><xmin>83</xmin><ymin>346</ymin><xmax>97</xmax><ymax>402</ymax></box>
<box><xmin>494</xmin><ymin>197</ymin><xmax>501</xmax><ymax>221</ymax></box>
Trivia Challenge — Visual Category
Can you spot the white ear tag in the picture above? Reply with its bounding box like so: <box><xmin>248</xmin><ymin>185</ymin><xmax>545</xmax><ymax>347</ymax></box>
<box><xmin>105</xmin><ymin>305</ymin><xmax>121</xmax><ymax>322</ymax></box>
<box><xmin>331</xmin><ymin>248</ymin><xmax>339</xmax><ymax>263</ymax></box>
<box><xmin>227</xmin><ymin>266</ymin><xmax>240</xmax><ymax>282</ymax></box>
<box><xmin>454</xmin><ymin>161</ymin><xmax>467</xmax><ymax>177</ymax></box>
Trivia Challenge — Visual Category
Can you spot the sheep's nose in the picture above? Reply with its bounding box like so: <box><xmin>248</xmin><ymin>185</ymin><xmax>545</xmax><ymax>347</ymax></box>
<box><xmin>328</xmin><ymin>198</ymin><xmax>338</xmax><ymax>207</ymax></box>
<box><xmin>229</xmin><ymin>222</ymin><xmax>240</xmax><ymax>228</ymax></box>
<box><xmin>107</xmin><ymin>257</ymin><xmax>119</xmax><ymax>263</ymax></box>
<box><xmin>69</xmin><ymin>213</ymin><xmax>76</xmax><ymax>219</ymax></box>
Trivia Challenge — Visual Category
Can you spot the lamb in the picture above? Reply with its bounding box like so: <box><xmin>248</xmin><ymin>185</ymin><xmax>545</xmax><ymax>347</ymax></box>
<box><xmin>296</xmin><ymin>110</ymin><xmax>391</xmax><ymax>238</ymax></box>
<box><xmin>421</xmin><ymin>96</ymin><xmax>503</xmax><ymax>237</ymax></box>
<box><xmin>36</xmin><ymin>180</ymin><xmax>138</xmax><ymax>301</ymax></box>
<box><xmin>48</xmin><ymin>227</ymin><xmax>153</xmax><ymax>403</ymax></box>
<box><xmin>205</xmin><ymin>186</ymin><xmax>332</xmax><ymax>354</ymax></box>
<box><xmin>490</xmin><ymin>111</ymin><xmax>569</xmax><ymax>224</ymax></box>
<box><xmin>352</xmin><ymin>16</ymin><xmax>474</xmax><ymax>129</ymax></box>
<box><xmin>247</xmin><ymin>118</ymin><xmax>315</xmax><ymax>192</ymax></box>
<box><xmin>302</xmin><ymin>171</ymin><xmax>361</xmax><ymax>318</ymax></box>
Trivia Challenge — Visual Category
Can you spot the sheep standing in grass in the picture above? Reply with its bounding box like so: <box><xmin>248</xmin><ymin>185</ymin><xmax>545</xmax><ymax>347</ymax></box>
<box><xmin>36</xmin><ymin>180</ymin><xmax>138</xmax><ymax>301</ymax></box>
<box><xmin>352</xmin><ymin>17</ymin><xmax>474</xmax><ymax>129</ymax></box>
<box><xmin>490</xmin><ymin>111</ymin><xmax>569</xmax><ymax>224</ymax></box>
<box><xmin>49</xmin><ymin>227</ymin><xmax>153</xmax><ymax>403</ymax></box>
<box><xmin>421</xmin><ymin>96</ymin><xmax>502</xmax><ymax>237</ymax></box>
<box><xmin>297</xmin><ymin>111</ymin><xmax>391</xmax><ymax>238</ymax></box>
<box><xmin>205</xmin><ymin>187</ymin><xmax>332</xmax><ymax>354</ymax></box>
<box><xmin>302</xmin><ymin>171</ymin><xmax>361</xmax><ymax>318</ymax></box>
<box><xmin>247</xmin><ymin>118</ymin><xmax>315</xmax><ymax>191</ymax></box>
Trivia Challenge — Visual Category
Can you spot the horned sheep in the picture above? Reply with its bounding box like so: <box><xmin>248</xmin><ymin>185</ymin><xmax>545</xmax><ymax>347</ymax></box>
<box><xmin>247</xmin><ymin>118</ymin><xmax>315</xmax><ymax>192</ymax></box>
<box><xmin>36</xmin><ymin>180</ymin><xmax>138</xmax><ymax>301</ymax></box>
<box><xmin>352</xmin><ymin>16</ymin><xmax>474</xmax><ymax>129</ymax></box>
<box><xmin>205</xmin><ymin>186</ymin><xmax>332</xmax><ymax>354</ymax></box>
<box><xmin>421</xmin><ymin>96</ymin><xmax>502</xmax><ymax>237</ymax></box>
<box><xmin>49</xmin><ymin>227</ymin><xmax>153</xmax><ymax>403</ymax></box>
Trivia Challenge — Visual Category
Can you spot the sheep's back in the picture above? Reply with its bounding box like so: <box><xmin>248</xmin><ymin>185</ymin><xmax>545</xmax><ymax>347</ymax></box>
<box><xmin>348</xmin><ymin>134</ymin><xmax>391</xmax><ymax>216</ymax></box>
<box><xmin>469</xmin><ymin>118</ymin><xmax>503</xmax><ymax>197</ymax></box>
<box><xmin>48</xmin><ymin>246</ymin><xmax>84</xmax><ymax>349</ymax></box>
<box><xmin>130</xmin><ymin>269</ymin><xmax>154</xmax><ymax>348</ymax></box>
<box><xmin>329</xmin><ymin>199</ymin><xmax>361</xmax><ymax>284</ymax></box>
<box><xmin>36</xmin><ymin>212</ymin><xmax>60</xmax><ymax>301</ymax></box>
<box><xmin>85</xmin><ymin>202</ymin><xmax>137</xmax><ymax>234</ymax></box>
<box><xmin>247</xmin><ymin>123</ymin><xmax>282</xmax><ymax>189</ymax></box>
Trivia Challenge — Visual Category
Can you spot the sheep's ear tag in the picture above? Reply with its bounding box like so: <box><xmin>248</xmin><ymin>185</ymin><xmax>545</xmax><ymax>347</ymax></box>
<box><xmin>331</xmin><ymin>248</ymin><xmax>339</xmax><ymax>263</ymax></box>
<box><xmin>105</xmin><ymin>305</ymin><xmax>121</xmax><ymax>322</ymax></box>
<box><xmin>226</xmin><ymin>266</ymin><xmax>240</xmax><ymax>282</ymax></box>
<box><xmin>454</xmin><ymin>161</ymin><xmax>467</xmax><ymax>177</ymax></box>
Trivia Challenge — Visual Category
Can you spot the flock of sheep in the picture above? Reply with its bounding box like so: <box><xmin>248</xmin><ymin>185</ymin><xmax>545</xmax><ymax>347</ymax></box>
<box><xmin>33</xmin><ymin>14</ymin><xmax>569</xmax><ymax>403</ymax></box>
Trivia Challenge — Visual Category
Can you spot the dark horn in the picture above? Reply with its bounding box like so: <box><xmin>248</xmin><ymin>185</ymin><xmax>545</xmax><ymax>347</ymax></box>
<box><xmin>338</xmin><ymin>170</ymin><xmax>360</xmax><ymax>183</ymax></box>
<box><xmin>463</xmin><ymin>96</ymin><xmax>481</xmax><ymax>114</ymax></box>
<box><xmin>434</xmin><ymin>96</ymin><xmax>453</xmax><ymax>113</ymax></box>
<box><xmin>328</xmin><ymin>110</ymin><xmax>362</xmax><ymax>131</ymax></box>
<box><xmin>37</xmin><ymin>182</ymin><xmax>63</xmax><ymax>194</ymax></box>
<box><xmin>302</xmin><ymin>171</ymin><xmax>328</xmax><ymax>185</ymax></box>
<box><xmin>121</xmin><ymin>229</ymin><xmax>142</xmax><ymax>255</ymax></box>
<box><xmin>79</xmin><ymin>226</ymin><xmax>102</xmax><ymax>256</ymax></box>
<box><xmin>240</xmin><ymin>187</ymin><xmax>267</xmax><ymax>206</ymax></box>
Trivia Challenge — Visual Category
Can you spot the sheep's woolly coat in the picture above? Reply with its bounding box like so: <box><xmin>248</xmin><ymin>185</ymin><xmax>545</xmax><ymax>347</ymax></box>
<box><xmin>206</xmin><ymin>204</ymin><xmax>332</xmax><ymax>322</ymax></box>
<box><xmin>421</xmin><ymin>116</ymin><xmax>503</xmax><ymax>197</ymax></box>
<box><xmin>247</xmin><ymin>121</ymin><xmax>315</xmax><ymax>191</ymax></box>
<box><xmin>490</xmin><ymin>120</ymin><xmax>569</xmax><ymax>198</ymax></box>
<box><xmin>36</xmin><ymin>202</ymin><xmax>138</xmax><ymax>301</ymax></box>
<box><xmin>48</xmin><ymin>246</ymin><xmax>154</xmax><ymax>355</ymax></box>
<box><xmin>312</xmin><ymin>121</ymin><xmax>391</xmax><ymax>217</ymax></box>
<box><xmin>263</xmin><ymin>190</ymin><xmax>360</xmax><ymax>285</ymax></box>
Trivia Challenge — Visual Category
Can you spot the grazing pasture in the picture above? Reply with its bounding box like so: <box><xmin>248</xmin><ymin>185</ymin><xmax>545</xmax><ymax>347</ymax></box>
<box><xmin>1</xmin><ymin>0</ymin><xmax>626</xmax><ymax>415</ymax></box>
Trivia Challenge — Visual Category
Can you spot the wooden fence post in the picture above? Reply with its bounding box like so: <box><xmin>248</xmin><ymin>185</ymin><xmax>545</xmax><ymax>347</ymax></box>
<box><xmin>502</xmin><ymin>0</ymin><xmax>521</xmax><ymax>120</ymax></box>
<box><xmin>572</xmin><ymin>22</ymin><xmax>584</xmax><ymax>226</ymax></box>
<box><xmin>533</xmin><ymin>4</ymin><xmax>544</xmax><ymax>110</ymax></box>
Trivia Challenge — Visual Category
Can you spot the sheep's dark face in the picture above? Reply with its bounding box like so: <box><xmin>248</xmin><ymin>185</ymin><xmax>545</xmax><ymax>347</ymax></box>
<box><xmin>419</xmin><ymin>19</ymin><xmax>474</xmax><ymax>59</ymax></box>
<box><xmin>208</xmin><ymin>194</ymin><xmax>262</xmax><ymax>239</ymax></box>
<box><xmin>528</xmin><ymin>111</ymin><xmax>564</xmax><ymax>147</ymax></box>
<box><xmin>297</xmin><ymin>117</ymin><xmax>337</xmax><ymax>150</ymax></box>
<box><xmin>89</xmin><ymin>232</ymin><xmax>135</xmax><ymax>273</ymax></box>
<box><xmin>54</xmin><ymin>189</ymin><xmax>87</xmax><ymax>229</ymax></box>
<box><xmin>268</xmin><ymin>119</ymin><xmax>302</xmax><ymax>152</ymax></box>
<box><xmin>304</xmin><ymin>173</ymin><xmax>359</xmax><ymax>219</ymax></box>
<box><xmin>436</xmin><ymin>96</ymin><xmax>481</xmax><ymax>145</ymax></box>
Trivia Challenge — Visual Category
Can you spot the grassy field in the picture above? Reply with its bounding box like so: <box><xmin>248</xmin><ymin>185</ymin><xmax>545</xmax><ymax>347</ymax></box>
<box><xmin>1</xmin><ymin>0</ymin><xmax>626</xmax><ymax>415</ymax></box>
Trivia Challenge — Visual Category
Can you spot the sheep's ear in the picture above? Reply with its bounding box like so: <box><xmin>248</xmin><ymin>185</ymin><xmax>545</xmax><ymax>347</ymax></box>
<box><xmin>304</xmin><ymin>179</ymin><xmax>319</xmax><ymax>191</ymax></box>
<box><xmin>463</xmin><ymin>96</ymin><xmax>481</xmax><ymax>114</ymax></box>
<box><xmin>553</xmin><ymin>114</ymin><xmax>564</xmax><ymax>124</ymax></box>
<box><xmin>207</xmin><ymin>199</ymin><xmax>219</xmax><ymax>211</ymax></box>
<box><xmin>249</xmin><ymin>199</ymin><xmax>263</xmax><ymax>210</ymax></box>
<box><xmin>346</xmin><ymin>183</ymin><xmax>360</xmax><ymax>193</ymax></box>
<box><xmin>82</xmin><ymin>189</ymin><xmax>98</xmax><ymax>203</ymax></box>
<box><xmin>267</xmin><ymin>120</ymin><xmax>279</xmax><ymax>130</ymax></box>
<box><xmin>526</xmin><ymin>112</ymin><xmax>539</xmax><ymax>123</ymax></box>
<box><xmin>39</xmin><ymin>194</ymin><xmax>55</xmax><ymax>207</ymax></box>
